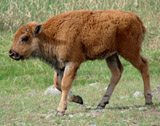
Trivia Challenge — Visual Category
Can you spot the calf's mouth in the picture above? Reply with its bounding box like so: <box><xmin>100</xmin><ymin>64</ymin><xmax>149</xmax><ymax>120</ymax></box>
<box><xmin>9</xmin><ymin>50</ymin><xmax>24</xmax><ymax>61</ymax></box>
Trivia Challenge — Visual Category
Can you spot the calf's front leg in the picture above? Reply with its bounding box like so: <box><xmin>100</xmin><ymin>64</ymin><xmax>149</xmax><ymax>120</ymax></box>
<box><xmin>54</xmin><ymin>70</ymin><xmax>83</xmax><ymax>105</ymax></box>
<box><xmin>56</xmin><ymin>62</ymin><xmax>80</xmax><ymax>116</ymax></box>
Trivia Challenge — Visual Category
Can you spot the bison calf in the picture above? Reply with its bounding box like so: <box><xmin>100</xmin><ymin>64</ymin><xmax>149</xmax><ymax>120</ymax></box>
<box><xmin>9</xmin><ymin>10</ymin><xmax>153</xmax><ymax>116</ymax></box>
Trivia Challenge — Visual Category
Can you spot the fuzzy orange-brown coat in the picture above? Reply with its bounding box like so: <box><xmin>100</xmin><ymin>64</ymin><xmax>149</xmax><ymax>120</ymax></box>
<box><xmin>39</xmin><ymin>10</ymin><xmax>145</xmax><ymax>63</ymax></box>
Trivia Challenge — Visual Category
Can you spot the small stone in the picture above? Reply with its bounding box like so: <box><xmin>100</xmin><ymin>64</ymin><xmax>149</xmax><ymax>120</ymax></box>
<box><xmin>133</xmin><ymin>91</ymin><xmax>142</xmax><ymax>98</ymax></box>
<box><xmin>103</xmin><ymin>86</ymin><xmax>108</xmax><ymax>90</ymax></box>
<box><xmin>129</xmin><ymin>106</ymin><xmax>133</xmax><ymax>109</ymax></box>
<box><xmin>45</xmin><ymin>115</ymin><xmax>52</xmax><ymax>119</ymax></box>
<box><xmin>89</xmin><ymin>82</ymin><xmax>99</xmax><ymax>87</ymax></box>
<box><xmin>17</xmin><ymin>122</ymin><xmax>25</xmax><ymax>126</ymax></box>
<box><xmin>89</xmin><ymin>124</ymin><xmax>97</xmax><ymax>126</ymax></box>
<box><xmin>93</xmin><ymin>109</ymin><xmax>105</xmax><ymax>113</ymax></box>
<box><xmin>69</xmin><ymin>114</ymin><xmax>74</xmax><ymax>118</ymax></box>
<box><xmin>48</xmin><ymin>110</ymin><xmax>56</xmax><ymax>113</ymax></box>
<box><xmin>121</xmin><ymin>110</ymin><xmax>126</xmax><ymax>113</ymax></box>
<box><xmin>138</xmin><ymin>107</ymin><xmax>147</xmax><ymax>111</ymax></box>
<box><xmin>44</xmin><ymin>85</ymin><xmax>61</xmax><ymax>96</ymax></box>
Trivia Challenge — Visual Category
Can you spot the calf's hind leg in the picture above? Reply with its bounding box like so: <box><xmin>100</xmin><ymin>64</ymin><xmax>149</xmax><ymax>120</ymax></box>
<box><xmin>97</xmin><ymin>54</ymin><xmax>123</xmax><ymax>109</ymax></box>
<box><xmin>54</xmin><ymin>69</ymin><xmax>83</xmax><ymax>105</ymax></box>
<box><xmin>122</xmin><ymin>54</ymin><xmax>153</xmax><ymax>105</ymax></box>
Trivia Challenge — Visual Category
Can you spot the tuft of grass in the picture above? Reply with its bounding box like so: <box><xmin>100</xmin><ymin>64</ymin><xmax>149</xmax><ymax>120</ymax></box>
<box><xmin>0</xmin><ymin>0</ymin><xmax>160</xmax><ymax>125</ymax></box>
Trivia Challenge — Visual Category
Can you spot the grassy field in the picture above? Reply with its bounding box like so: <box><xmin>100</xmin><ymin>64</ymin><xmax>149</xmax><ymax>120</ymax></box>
<box><xmin>0</xmin><ymin>0</ymin><xmax>160</xmax><ymax>125</ymax></box>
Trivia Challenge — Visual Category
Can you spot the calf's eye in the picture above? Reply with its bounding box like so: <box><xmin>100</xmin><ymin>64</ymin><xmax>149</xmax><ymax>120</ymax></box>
<box><xmin>22</xmin><ymin>36</ymin><xmax>29</xmax><ymax>42</ymax></box>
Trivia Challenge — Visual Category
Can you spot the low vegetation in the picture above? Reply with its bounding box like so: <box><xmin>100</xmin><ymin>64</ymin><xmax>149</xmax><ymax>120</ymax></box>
<box><xmin>0</xmin><ymin>0</ymin><xmax>160</xmax><ymax>125</ymax></box>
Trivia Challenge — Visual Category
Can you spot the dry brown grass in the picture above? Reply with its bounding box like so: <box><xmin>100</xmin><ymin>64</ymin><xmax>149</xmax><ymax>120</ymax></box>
<box><xmin>1</xmin><ymin>0</ymin><xmax>160</xmax><ymax>33</ymax></box>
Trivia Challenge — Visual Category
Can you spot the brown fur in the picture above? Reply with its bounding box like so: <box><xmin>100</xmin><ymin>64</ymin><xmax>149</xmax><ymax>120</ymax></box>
<box><xmin>9</xmin><ymin>10</ymin><xmax>152</xmax><ymax>116</ymax></box>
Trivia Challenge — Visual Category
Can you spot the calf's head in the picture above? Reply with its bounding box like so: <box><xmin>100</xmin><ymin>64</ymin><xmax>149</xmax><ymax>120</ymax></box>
<box><xmin>9</xmin><ymin>22</ymin><xmax>42</xmax><ymax>60</ymax></box>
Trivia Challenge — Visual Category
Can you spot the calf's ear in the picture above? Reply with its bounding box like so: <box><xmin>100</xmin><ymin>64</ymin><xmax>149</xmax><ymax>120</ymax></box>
<box><xmin>34</xmin><ymin>24</ymin><xmax>42</xmax><ymax>35</ymax></box>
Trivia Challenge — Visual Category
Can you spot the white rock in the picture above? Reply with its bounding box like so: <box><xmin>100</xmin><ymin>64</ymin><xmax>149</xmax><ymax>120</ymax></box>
<box><xmin>44</xmin><ymin>85</ymin><xmax>61</xmax><ymax>96</ymax></box>
<box><xmin>89</xmin><ymin>124</ymin><xmax>97</xmax><ymax>126</ymax></box>
<box><xmin>45</xmin><ymin>114</ymin><xmax>52</xmax><ymax>119</ymax></box>
<box><xmin>138</xmin><ymin>107</ymin><xmax>147</xmax><ymax>111</ymax></box>
<box><xmin>133</xmin><ymin>91</ymin><xmax>142</xmax><ymax>98</ymax></box>
<box><xmin>69</xmin><ymin>114</ymin><xmax>74</xmax><ymax>118</ymax></box>
<box><xmin>48</xmin><ymin>110</ymin><xmax>56</xmax><ymax>113</ymax></box>
<box><xmin>89</xmin><ymin>82</ymin><xmax>99</xmax><ymax>87</ymax></box>
<box><xmin>16</xmin><ymin>122</ymin><xmax>25</xmax><ymax>126</ymax></box>
<box><xmin>104</xmin><ymin>86</ymin><xmax>108</xmax><ymax>90</ymax></box>
<box><xmin>121</xmin><ymin>110</ymin><xmax>126</xmax><ymax>113</ymax></box>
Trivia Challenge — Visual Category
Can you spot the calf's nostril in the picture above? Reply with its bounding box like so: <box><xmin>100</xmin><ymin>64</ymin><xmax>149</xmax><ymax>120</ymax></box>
<box><xmin>9</xmin><ymin>50</ymin><xmax>12</xmax><ymax>54</ymax></box>
<box><xmin>15</xmin><ymin>53</ymin><xmax>19</xmax><ymax>57</ymax></box>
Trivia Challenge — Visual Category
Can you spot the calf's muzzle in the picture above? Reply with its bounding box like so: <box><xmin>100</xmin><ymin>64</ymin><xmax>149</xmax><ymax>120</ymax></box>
<box><xmin>9</xmin><ymin>50</ymin><xmax>23</xmax><ymax>61</ymax></box>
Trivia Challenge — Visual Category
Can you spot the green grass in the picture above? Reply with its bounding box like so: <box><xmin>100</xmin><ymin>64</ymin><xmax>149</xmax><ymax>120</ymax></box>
<box><xmin>0</xmin><ymin>0</ymin><xmax>160</xmax><ymax>125</ymax></box>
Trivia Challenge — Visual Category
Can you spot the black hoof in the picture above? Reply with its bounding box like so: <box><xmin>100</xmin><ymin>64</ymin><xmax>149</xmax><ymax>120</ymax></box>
<box><xmin>145</xmin><ymin>102</ymin><xmax>153</xmax><ymax>106</ymax></box>
<box><xmin>75</xmin><ymin>95</ymin><xmax>83</xmax><ymax>104</ymax></box>
<box><xmin>96</xmin><ymin>101</ymin><xmax>109</xmax><ymax>109</ymax></box>
<box><xmin>55</xmin><ymin>111</ymin><xmax>65</xmax><ymax>116</ymax></box>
